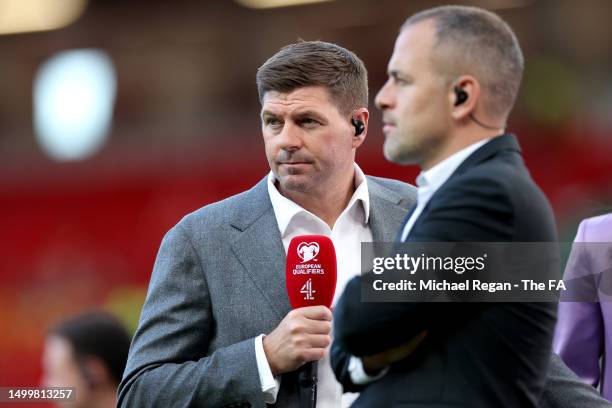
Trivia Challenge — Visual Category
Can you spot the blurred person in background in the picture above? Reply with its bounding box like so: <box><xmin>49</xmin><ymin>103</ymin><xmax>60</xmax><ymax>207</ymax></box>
<box><xmin>554</xmin><ymin>212</ymin><xmax>612</xmax><ymax>401</ymax></box>
<box><xmin>41</xmin><ymin>310</ymin><xmax>131</xmax><ymax>408</ymax></box>
<box><xmin>118</xmin><ymin>40</ymin><xmax>416</xmax><ymax>407</ymax></box>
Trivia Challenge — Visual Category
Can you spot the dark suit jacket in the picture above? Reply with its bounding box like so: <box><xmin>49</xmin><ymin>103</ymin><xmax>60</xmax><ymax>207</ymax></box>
<box><xmin>117</xmin><ymin>175</ymin><xmax>416</xmax><ymax>408</ymax></box>
<box><xmin>332</xmin><ymin>134</ymin><xmax>559</xmax><ymax>407</ymax></box>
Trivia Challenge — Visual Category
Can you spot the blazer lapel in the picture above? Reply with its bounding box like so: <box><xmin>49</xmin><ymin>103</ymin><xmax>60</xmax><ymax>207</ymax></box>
<box><xmin>230</xmin><ymin>178</ymin><xmax>292</xmax><ymax>320</ymax></box>
<box><xmin>367</xmin><ymin>177</ymin><xmax>415</xmax><ymax>242</ymax></box>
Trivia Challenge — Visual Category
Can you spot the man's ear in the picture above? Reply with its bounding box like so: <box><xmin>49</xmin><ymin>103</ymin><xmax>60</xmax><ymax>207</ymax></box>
<box><xmin>450</xmin><ymin>76</ymin><xmax>480</xmax><ymax>121</ymax></box>
<box><xmin>81</xmin><ymin>357</ymin><xmax>111</xmax><ymax>389</ymax></box>
<box><xmin>351</xmin><ymin>108</ymin><xmax>369</xmax><ymax>149</ymax></box>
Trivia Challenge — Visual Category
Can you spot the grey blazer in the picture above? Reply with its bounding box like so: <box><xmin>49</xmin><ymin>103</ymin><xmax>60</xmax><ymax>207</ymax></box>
<box><xmin>117</xmin><ymin>175</ymin><xmax>416</xmax><ymax>408</ymax></box>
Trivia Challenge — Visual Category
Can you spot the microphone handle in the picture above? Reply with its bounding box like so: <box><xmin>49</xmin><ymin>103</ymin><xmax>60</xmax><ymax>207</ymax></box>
<box><xmin>298</xmin><ymin>361</ymin><xmax>317</xmax><ymax>408</ymax></box>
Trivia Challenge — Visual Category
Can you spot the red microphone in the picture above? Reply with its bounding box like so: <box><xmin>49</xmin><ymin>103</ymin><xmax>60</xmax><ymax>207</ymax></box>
<box><xmin>286</xmin><ymin>235</ymin><xmax>337</xmax><ymax>309</ymax></box>
<box><xmin>285</xmin><ymin>235</ymin><xmax>337</xmax><ymax>408</ymax></box>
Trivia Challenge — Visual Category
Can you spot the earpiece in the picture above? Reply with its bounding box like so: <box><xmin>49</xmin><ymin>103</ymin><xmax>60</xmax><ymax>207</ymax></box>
<box><xmin>454</xmin><ymin>86</ymin><xmax>468</xmax><ymax>106</ymax></box>
<box><xmin>453</xmin><ymin>85</ymin><xmax>505</xmax><ymax>131</ymax></box>
<box><xmin>351</xmin><ymin>118</ymin><xmax>365</xmax><ymax>136</ymax></box>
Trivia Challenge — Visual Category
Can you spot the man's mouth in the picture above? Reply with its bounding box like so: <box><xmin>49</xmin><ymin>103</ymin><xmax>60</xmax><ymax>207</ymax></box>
<box><xmin>383</xmin><ymin>123</ymin><xmax>396</xmax><ymax>133</ymax></box>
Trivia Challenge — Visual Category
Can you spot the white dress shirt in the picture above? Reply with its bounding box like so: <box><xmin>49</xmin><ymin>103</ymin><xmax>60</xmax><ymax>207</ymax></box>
<box><xmin>255</xmin><ymin>163</ymin><xmax>372</xmax><ymax>407</ymax></box>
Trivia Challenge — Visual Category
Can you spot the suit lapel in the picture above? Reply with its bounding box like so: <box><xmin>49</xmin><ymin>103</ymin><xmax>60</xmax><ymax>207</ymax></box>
<box><xmin>230</xmin><ymin>178</ymin><xmax>291</xmax><ymax>320</ymax></box>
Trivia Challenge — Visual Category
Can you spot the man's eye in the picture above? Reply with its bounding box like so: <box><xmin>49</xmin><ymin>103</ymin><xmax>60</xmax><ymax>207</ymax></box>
<box><xmin>389</xmin><ymin>74</ymin><xmax>410</xmax><ymax>86</ymax></box>
<box><xmin>265</xmin><ymin>118</ymin><xmax>281</xmax><ymax>126</ymax></box>
<box><xmin>301</xmin><ymin>118</ymin><xmax>319</xmax><ymax>126</ymax></box>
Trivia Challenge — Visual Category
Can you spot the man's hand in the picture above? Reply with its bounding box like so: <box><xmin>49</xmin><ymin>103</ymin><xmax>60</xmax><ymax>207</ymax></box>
<box><xmin>263</xmin><ymin>306</ymin><xmax>332</xmax><ymax>376</ymax></box>
<box><xmin>361</xmin><ymin>330</ymin><xmax>428</xmax><ymax>375</ymax></box>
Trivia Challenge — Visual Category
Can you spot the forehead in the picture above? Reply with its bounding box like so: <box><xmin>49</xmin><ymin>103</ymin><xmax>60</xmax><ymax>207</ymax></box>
<box><xmin>388</xmin><ymin>20</ymin><xmax>437</xmax><ymax>72</ymax></box>
<box><xmin>261</xmin><ymin>86</ymin><xmax>340</xmax><ymax>115</ymax></box>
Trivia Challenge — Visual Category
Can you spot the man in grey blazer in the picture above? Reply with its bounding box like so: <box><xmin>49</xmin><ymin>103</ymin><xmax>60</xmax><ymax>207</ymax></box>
<box><xmin>117</xmin><ymin>41</ymin><xmax>416</xmax><ymax>407</ymax></box>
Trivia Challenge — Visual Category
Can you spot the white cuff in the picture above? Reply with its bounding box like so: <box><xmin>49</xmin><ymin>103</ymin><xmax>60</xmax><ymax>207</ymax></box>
<box><xmin>254</xmin><ymin>334</ymin><xmax>281</xmax><ymax>404</ymax></box>
<box><xmin>348</xmin><ymin>355</ymin><xmax>389</xmax><ymax>385</ymax></box>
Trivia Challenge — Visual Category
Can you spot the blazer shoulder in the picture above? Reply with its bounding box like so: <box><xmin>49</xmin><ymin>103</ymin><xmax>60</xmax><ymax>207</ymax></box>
<box><xmin>578</xmin><ymin>213</ymin><xmax>612</xmax><ymax>241</ymax></box>
<box><xmin>584</xmin><ymin>213</ymin><xmax>612</xmax><ymax>225</ymax></box>
<box><xmin>367</xmin><ymin>175</ymin><xmax>417</xmax><ymax>199</ymax></box>
<box><xmin>447</xmin><ymin>150</ymin><xmax>540</xmax><ymax>203</ymax></box>
<box><xmin>437</xmin><ymin>153</ymin><xmax>556</xmax><ymax>241</ymax></box>
<box><xmin>175</xmin><ymin>182</ymin><xmax>268</xmax><ymax>239</ymax></box>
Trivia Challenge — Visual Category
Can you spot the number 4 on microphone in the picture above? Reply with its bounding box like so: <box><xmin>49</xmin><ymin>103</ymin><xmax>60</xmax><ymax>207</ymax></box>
<box><xmin>300</xmin><ymin>278</ymin><xmax>316</xmax><ymax>300</ymax></box>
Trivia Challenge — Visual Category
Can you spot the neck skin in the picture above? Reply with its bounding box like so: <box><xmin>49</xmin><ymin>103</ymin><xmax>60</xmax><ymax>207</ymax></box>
<box><xmin>88</xmin><ymin>385</ymin><xmax>118</xmax><ymax>408</ymax></box>
<box><xmin>276</xmin><ymin>165</ymin><xmax>356</xmax><ymax>229</ymax></box>
<box><xmin>420</xmin><ymin>123</ymin><xmax>503</xmax><ymax>170</ymax></box>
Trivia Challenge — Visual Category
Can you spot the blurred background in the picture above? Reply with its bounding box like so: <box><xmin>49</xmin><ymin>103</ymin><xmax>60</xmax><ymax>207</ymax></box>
<box><xmin>0</xmin><ymin>0</ymin><xmax>611</xmax><ymax>402</ymax></box>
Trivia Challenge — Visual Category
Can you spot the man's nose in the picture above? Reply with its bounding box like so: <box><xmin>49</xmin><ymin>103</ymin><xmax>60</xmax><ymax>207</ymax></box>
<box><xmin>277</xmin><ymin>122</ymin><xmax>303</xmax><ymax>152</ymax></box>
<box><xmin>375</xmin><ymin>80</ymin><xmax>394</xmax><ymax>111</ymax></box>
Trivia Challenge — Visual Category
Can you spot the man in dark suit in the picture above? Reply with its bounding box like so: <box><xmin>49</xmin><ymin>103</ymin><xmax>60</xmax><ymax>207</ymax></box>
<box><xmin>332</xmin><ymin>6</ymin><xmax>560</xmax><ymax>407</ymax></box>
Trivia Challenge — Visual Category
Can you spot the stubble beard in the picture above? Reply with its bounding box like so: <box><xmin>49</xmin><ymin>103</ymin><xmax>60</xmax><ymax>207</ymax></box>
<box><xmin>383</xmin><ymin>133</ymin><xmax>422</xmax><ymax>165</ymax></box>
<box><xmin>276</xmin><ymin>168</ymin><xmax>316</xmax><ymax>196</ymax></box>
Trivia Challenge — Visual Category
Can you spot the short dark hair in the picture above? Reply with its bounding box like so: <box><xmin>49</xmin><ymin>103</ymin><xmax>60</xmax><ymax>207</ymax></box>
<box><xmin>403</xmin><ymin>6</ymin><xmax>524</xmax><ymax>118</ymax></box>
<box><xmin>256</xmin><ymin>41</ymin><xmax>368</xmax><ymax>116</ymax></box>
<box><xmin>49</xmin><ymin>310</ymin><xmax>131</xmax><ymax>385</ymax></box>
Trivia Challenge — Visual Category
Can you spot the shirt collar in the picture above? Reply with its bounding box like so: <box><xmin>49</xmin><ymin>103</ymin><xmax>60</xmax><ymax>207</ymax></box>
<box><xmin>416</xmin><ymin>138</ymin><xmax>491</xmax><ymax>193</ymax></box>
<box><xmin>267</xmin><ymin>163</ymin><xmax>370</xmax><ymax>237</ymax></box>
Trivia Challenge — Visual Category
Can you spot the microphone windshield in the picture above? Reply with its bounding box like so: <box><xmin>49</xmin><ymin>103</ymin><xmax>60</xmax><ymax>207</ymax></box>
<box><xmin>286</xmin><ymin>235</ymin><xmax>337</xmax><ymax>309</ymax></box>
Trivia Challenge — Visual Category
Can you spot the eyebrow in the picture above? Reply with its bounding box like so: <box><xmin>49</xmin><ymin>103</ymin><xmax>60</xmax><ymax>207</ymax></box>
<box><xmin>293</xmin><ymin>110</ymin><xmax>327</xmax><ymax>122</ymax></box>
<box><xmin>260</xmin><ymin>110</ymin><xmax>275</xmax><ymax>121</ymax></box>
<box><xmin>260</xmin><ymin>109</ymin><xmax>327</xmax><ymax>123</ymax></box>
<box><xmin>389</xmin><ymin>70</ymin><xmax>412</xmax><ymax>82</ymax></box>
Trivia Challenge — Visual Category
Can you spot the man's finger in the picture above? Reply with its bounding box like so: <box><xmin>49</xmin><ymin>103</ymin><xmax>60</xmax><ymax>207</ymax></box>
<box><xmin>298</xmin><ymin>306</ymin><xmax>333</xmax><ymax>321</ymax></box>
